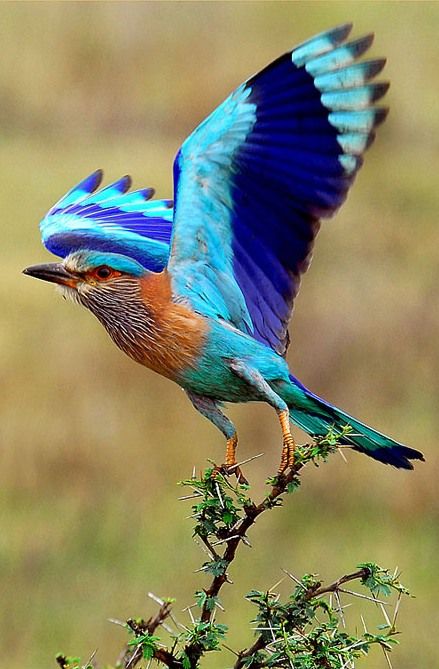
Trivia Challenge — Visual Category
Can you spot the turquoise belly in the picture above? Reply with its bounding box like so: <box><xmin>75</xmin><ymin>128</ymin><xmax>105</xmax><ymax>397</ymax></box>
<box><xmin>178</xmin><ymin>319</ymin><xmax>290</xmax><ymax>402</ymax></box>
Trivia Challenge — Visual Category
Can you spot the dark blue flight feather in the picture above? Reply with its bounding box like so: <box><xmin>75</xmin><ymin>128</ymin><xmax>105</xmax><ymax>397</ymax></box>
<box><xmin>169</xmin><ymin>23</ymin><xmax>388</xmax><ymax>354</ymax></box>
<box><xmin>40</xmin><ymin>169</ymin><xmax>172</xmax><ymax>273</ymax></box>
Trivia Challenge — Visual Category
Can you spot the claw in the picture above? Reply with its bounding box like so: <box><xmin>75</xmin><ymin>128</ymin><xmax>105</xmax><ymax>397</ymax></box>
<box><xmin>211</xmin><ymin>463</ymin><xmax>249</xmax><ymax>485</ymax></box>
<box><xmin>211</xmin><ymin>432</ymin><xmax>248</xmax><ymax>483</ymax></box>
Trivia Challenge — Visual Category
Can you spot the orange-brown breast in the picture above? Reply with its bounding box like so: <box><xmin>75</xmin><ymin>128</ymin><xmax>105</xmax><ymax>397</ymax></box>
<box><xmin>138</xmin><ymin>271</ymin><xmax>208</xmax><ymax>380</ymax></box>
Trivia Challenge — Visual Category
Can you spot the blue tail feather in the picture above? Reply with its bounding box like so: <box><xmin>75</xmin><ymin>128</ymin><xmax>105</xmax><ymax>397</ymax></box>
<box><xmin>286</xmin><ymin>375</ymin><xmax>424</xmax><ymax>469</ymax></box>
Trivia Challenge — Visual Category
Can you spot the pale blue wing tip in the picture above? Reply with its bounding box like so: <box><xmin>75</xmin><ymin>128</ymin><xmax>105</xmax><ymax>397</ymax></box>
<box><xmin>291</xmin><ymin>26</ymin><xmax>389</xmax><ymax>176</ymax></box>
<box><xmin>314</xmin><ymin>59</ymin><xmax>386</xmax><ymax>91</ymax></box>
<box><xmin>329</xmin><ymin>108</ymin><xmax>388</xmax><ymax>134</ymax></box>
<box><xmin>321</xmin><ymin>82</ymin><xmax>390</xmax><ymax>111</ymax></box>
<box><xmin>291</xmin><ymin>23</ymin><xmax>353</xmax><ymax>67</ymax></box>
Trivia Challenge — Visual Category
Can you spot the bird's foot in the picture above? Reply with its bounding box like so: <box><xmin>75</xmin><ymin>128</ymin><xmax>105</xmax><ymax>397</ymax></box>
<box><xmin>277</xmin><ymin>435</ymin><xmax>296</xmax><ymax>475</ymax></box>
<box><xmin>211</xmin><ymin>462</ymin><xmax>248</xmax><ymax>485</ymax></box>
<box><xmin>211</xmin><ymin>433</ymin><xmax>249</xmax><ymax>484</ymax></box>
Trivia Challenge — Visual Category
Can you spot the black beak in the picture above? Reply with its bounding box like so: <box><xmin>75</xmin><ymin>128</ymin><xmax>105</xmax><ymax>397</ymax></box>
<box><xmin>22</xmin><ymin>262</ymin><xmax>78</xmax><ymax>287</ymax></box>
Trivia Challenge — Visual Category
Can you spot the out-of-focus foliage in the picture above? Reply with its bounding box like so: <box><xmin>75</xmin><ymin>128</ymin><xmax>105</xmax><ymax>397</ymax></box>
<box><xmin>1</xmin><ymin>3</ymin><xmax>437</xmax><ymax>669</ymax></box>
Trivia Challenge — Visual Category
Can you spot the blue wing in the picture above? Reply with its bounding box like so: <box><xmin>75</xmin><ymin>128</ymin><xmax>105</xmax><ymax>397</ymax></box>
<box><xmin>168</xmin><ymin>24</ymin><xmax>389</xmax><ymax>354</ymax></box>
<box><xmin>41</xmin><ymin>170</ymin><xmax>173</xmax><ymax>272</ymax></box>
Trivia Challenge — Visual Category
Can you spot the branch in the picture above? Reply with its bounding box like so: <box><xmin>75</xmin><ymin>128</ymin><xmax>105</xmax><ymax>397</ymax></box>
<box><xmin>54</xmin><ymin>428</ymin><xmax>410</xmax><ymax>669</ymax></box>
<box><xmin>120</xmin><ymin>601</ymin><xmax>181</xmax><ymax>669</ymax></box>
<box><xmin>182</xmin><ymin>435</ymin><xmax>339</xmax><ymax>666</ymax></box>
<box><xmin>232</xmin><ymin>569</ymin><xmax>370</xmax><ymax>669</ymax></box>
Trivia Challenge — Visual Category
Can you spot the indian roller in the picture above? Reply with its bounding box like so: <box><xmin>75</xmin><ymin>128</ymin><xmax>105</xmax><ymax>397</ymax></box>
<box><xmin>24</xmin><ymin>24</ymin><xmax>423</xmax><ymax>480</ymax></box>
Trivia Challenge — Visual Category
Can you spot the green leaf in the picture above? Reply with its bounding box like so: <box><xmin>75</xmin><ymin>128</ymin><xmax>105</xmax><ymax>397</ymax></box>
<box><xmin>181</xmin><ymin>652</ymin><xmax>191</xmax><ymax>669</ymax></box>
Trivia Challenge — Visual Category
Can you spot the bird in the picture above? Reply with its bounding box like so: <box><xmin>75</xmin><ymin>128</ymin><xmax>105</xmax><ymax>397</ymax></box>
<box><xmin>24</xmin><ymin>23</ymin><xmax>423</xmax><ymax>481</ymax></box>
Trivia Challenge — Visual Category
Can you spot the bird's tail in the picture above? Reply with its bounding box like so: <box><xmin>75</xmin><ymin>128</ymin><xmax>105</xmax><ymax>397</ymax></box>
<box><xmin>285</xmin><ymin>375</ymin><xmax>424</xmax><ymax>469</ymax></box>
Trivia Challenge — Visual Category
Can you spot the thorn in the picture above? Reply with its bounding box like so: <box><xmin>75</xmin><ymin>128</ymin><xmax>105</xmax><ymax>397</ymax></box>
<box><xmin>194</xmin><ymin>538</ymin><xmax>216</xmax><ymax>560</ymax></box>
<box><xmin>148</xmin><ymin>592</ymin><xmax>165</xmax><ymax>606</ymax></box>
<box><xmin>222</xmin><ymin>643</ymin><xmax>239</xmax><ymax>657</ymax></box>
<box><xmin>337</xmin><ymin>447</ymin><xmax>348</xmax><ymax>463</ymax></box>
<box><xmin>182</xmin><ymin>605</ymin><xmax>195</xmax><ymax>624</ymax></box>
<box><xmin>178</xmin><ymin>492</ymin><xmax>203</xmax><ymax>500</ymax></box>
<box><xmin>126</xmin><ymin>651</ymin><xmax>139</xmax><ymax>669</ymax></box>
<box><xmin>214</xmin><ymin>481</ymin><xmax>225</xmax><ymax>508</ymax></box>
<box><xmin>107</xmin><ymin>618</ymin><xmax>126</xmax><ymax>628</ymax></box>
<box><xmin>241</xmin><ymin>535</ymin><xmax>252</xmax><ymax>547</ymax></box>
<box><xmin>382</xmin><ymin>647</ymin><xmax>393</xmax><ymax>669</ymax></box>
<box><xmin>168</xmin><ymin>610</ymin><xmax>183</xmax><ymax>631</ymax></box>
<box><xmin>82</xmin><ymin>649</ymin><xmax>97</xmax><ymax>669</ymax></box>
<box><xmin>211</xmin><ymin>534</ymin><xmax>241</xmax><ymax>546</ymax></box>
<box><xmin>268</xmin><ymin>619</ymin><xmax>276</xmax><ymax>642</ymax></box>
<box><xmin>379</xmin><ymin>601</ymin><xmax>392</xmax><ymax>628</ymax></box>
<box><xmin>339</xmin><ymin>587</ymin><xmax>390</xmax><ymax>605</ymax></box>
<box><xmin>269</xmin><ymin>575</ymin><xmax>286</xmax><ymax>592</ymax></box>
<box><xmin>176</xmin><ymin>621</ymin><xmax>191</xmax><ymax>632</ymax></box>
<box><xmin>228</xmin><ymin>452</ymin><xmax>264</xmax><ymax>470</ymax></box>
<box><xmin>392</xmin><ymin>592</ymin><xmax>402</xmax><ymax>628</ymax></box>
<box><xmin>335</xmin><ymin>591</ymin><xmax>346</xmax><ymax>628</ymax></box>
<box><xmin>360</xmin><ymin>614</ymin><xmax>368</xmax><ymax>634</ymax></box>
<box><xmin>192</xmin><ymin>466</ymin><xmax>196</xmax><ymax>479</ymax></box>
<box><xmin>282</xmin><ymin>568</ymin><xmax>307</xmax><ymax>590</ymax></box>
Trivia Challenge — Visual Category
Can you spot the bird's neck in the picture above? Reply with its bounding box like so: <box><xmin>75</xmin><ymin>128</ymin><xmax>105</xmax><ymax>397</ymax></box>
<box><xmin>93</xmin><ymin>271</ymin><xmax>208</xmax><ymax>380</ymax></box>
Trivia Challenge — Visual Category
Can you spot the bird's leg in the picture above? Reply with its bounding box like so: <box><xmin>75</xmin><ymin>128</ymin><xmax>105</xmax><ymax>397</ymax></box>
<box><xmin>186</xmin><ymin>391</ymin><xmax>247</xmax><ymax>483</ymax></box>
<box><xmin>229</xmin><ymin>360</ymin><xmax>296</xmax><ymax>474</ymax></box>
<box><xmin>277</xmin><ymin>408</ymin><xmax>296</xmax><ymax>474</ymax></box>
<box><xmin>225</xmin><ymin>432</ymin><xmax>238</xmax><ymax>468</ymax></box>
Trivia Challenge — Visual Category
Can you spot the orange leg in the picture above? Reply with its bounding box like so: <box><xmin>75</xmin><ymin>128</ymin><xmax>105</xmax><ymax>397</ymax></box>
<box><xmin>219</xmin><ymin>433</ymin><xmax>247</xmax><ymax>484</ymax></box>
<box><xmin>277</xmin><ymin>409</ymin><xmax>296</xmax><ymax>474</ymax></box>
<box><xmin>227</xmin><ymin>361</ymin><xmax>297</xmax><ymax>477</ymax></box>
<box><xmin>225</xmin><ymin>433</ymin><xmax>238</xmax><ymax>468</ymax></box>
<box><xmin>186</xmin><ymin>392</ymin><xmax>245</xmax><ymax>481</ymax></box>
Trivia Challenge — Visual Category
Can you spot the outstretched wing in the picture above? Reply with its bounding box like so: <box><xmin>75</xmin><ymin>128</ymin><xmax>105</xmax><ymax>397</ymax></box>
<box><xmin>41</xmin><ymin>170</ymin><xmax>173</xmax><ymax>272</ymax></box>
<box><xmin>168</xmin><ymin>24</ymin><xmax>389</xmax><ymax>355</ymax></box>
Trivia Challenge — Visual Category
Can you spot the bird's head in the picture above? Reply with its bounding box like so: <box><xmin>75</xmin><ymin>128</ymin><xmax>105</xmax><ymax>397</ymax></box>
<box><xmin>23</xmin><ymin>250</ymin><xmax>149</xmax><ymax>316</ymax></box>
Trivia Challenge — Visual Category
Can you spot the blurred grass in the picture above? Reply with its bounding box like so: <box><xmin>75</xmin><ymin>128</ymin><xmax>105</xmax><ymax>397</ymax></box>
<box><xmin>1</xmin><ymin>2</ymin><xmax>438</xmax><ymax>668</ymax></box>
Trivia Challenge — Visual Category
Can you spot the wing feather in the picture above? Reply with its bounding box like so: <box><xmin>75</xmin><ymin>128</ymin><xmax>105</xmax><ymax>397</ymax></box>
<box><xmin>40</xmin><ymin>170</ymin><xmax>172</xmax><ymax>272</ymax></box>
<box><xmin>168</xmin><ymin>25</ymin><xmax>388</xmax><ymax>354</ymax></box>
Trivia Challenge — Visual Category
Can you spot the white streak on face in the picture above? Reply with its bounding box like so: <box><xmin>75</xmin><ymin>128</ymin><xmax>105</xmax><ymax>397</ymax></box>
<box><xmin>56</xmin><ymin>284</ymin><xmax>82</xmax><ymax>305</ymax></box>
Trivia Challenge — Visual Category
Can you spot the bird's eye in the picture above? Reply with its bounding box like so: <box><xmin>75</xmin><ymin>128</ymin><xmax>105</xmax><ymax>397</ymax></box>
<box><xmin>95</xmin><ymin>266</ymin><xmax>112</xmax><ymax>280</ymax></box>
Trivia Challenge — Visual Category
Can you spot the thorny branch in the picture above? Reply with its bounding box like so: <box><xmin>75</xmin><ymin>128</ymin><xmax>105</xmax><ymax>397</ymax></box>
<box><xmin>116</xmin><ymin>600</ymin><xmax>180</xmax><ymax>669</ymax></box>
<box><xmin>181</xmin><ymin>434</ymin><xmax>343</xmax><ymax>667</ymax></box>
<box><xmin>56</xmin><ymin>430</ymin><xmax>410</xmax><ymax>669</ymax></box>
<box><xmin>119</xmin><ymin>442</ymin><xmax>322</xmax><ymax>669</ymax></box>
<box><xmin>232</xmin><ymin>569</ymin><xmax>371</xmax><ymax>669</ymax></box>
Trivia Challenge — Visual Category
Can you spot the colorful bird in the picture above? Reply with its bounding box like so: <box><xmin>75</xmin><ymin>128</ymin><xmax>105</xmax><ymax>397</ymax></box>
<box><xmin>24</xmin><ymin>24</ymin><xmax>423</xmax><ymax>480</ymax></box>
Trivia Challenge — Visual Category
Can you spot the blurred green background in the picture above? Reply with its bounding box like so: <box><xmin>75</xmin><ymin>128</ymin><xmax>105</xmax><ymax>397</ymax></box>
<box><xmin>1</xmin><ymin>2</ymin><xmax>438</xmax><ymax>667</ymax></box>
